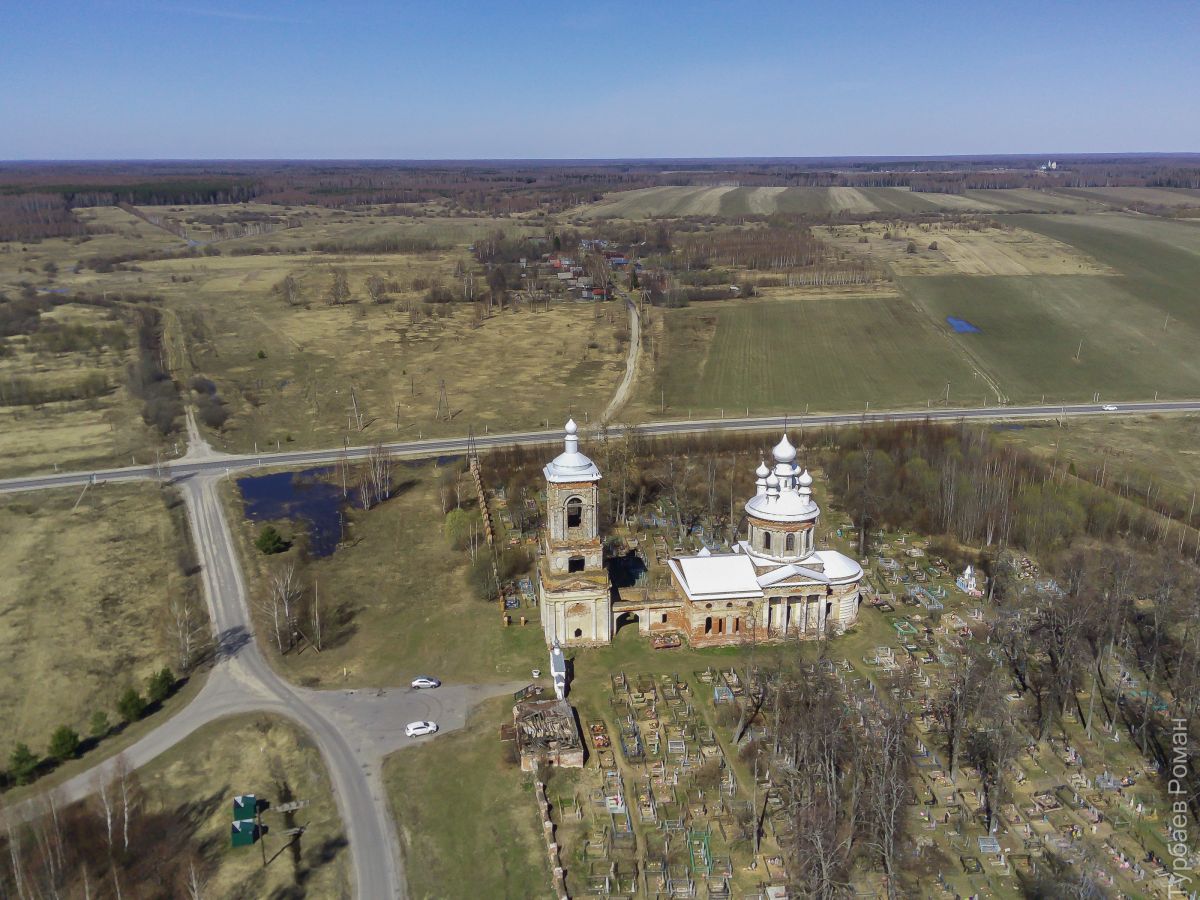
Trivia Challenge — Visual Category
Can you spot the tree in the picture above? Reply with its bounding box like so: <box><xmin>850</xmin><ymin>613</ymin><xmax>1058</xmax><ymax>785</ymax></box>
<box><xmin>117</xmin><ymin>687</ymin><xmax>147</xmax><ymax>723</ymax></box>
<box><xmin>255</xmin><ymin>524</ymin><xmax>289</xmax><ymax>555</ymax></box>
<box><xmin>326</xmin><ymin>266</ymin><xmax>351</xmax><ymax>305</ymax></box>
<box><xmin>90</xmin><ymin>709</ymin><xmax>111</xmax><ymax>737</ymax></box>
<box><xmin>9</xmin><ymin>742</ymin><xmax>39</xmax><ymax>784</ymax></box>
<box><xmin>169</xmin><ymin>590</ymin><xmax>206</xmax><ymax>671</ymax></box>
<box><xmin>147</xmin><ymin>667</ymin><xmax>175</xmax><ymax>704</ymax></box>
<box><xmin>48</xmin><ymin>726</ymin><xmax>80</xmax><ymax>762</ymax></box>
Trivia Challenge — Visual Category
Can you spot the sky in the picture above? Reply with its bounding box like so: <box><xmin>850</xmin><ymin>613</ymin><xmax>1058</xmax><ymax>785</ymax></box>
<box><xmin>1</xmin><ymin>0</ymin><xmax>1198</xmax><ymax>159</ymax></box>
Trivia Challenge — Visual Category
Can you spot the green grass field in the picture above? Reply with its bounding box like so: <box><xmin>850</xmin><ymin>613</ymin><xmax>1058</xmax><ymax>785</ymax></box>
<box><xmin>643</xmin><ymin>295</ymin><xmax>978</xmax><ymax>416</ymax></box>
<box><xmin>895</xmin><ymin>214</ymin><xmax>1200</xmax><ymax>404</ymax></box>
<box><xmin>383</xmin><ymin>696</ymin><xmax>549</xmax><ymax>900</ymax></box>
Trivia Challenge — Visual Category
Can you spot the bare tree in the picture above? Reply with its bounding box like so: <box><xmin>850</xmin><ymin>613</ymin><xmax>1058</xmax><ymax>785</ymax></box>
<box><xmin>169</xmin><ymin>589</ymin><xmax>206</xmax><ymax>671</ymax></box>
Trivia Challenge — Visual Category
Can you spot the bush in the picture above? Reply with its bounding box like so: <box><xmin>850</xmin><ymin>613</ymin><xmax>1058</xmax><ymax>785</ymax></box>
<box><xmin>197</xmin><ymin>392</ymin><xmax>229</xmax><ymax>429</ymax></box>
<box><xmin>444</xmin><ymin>507</ymin><xmax>480</xmax><ymax>551</ymax></box>
<box><xmin>467</xmin><ymin>555</ymin><xmax>496</xmax><ymax>602</ymax></box>
<box><xmin>117</xmin><ymin>687</ymin><xmax>148</xmax><ymax>723</ymax></box>
<box><xmin>256</xmin><ymin>349</ymin><xmax>267</xmax><ymax>359</ymax></box>
<box><xmin>928</xmin><ymin>241</ymin><xmax>939</xmax><ymax>251</ymax></box>
<box><xmin>906</xmin><ymin>240</ymin><xmax>917</xmax><ymax>254</ymax></box>
<box><xmin>90</xmin><ymin>710</ymin><xmax>111</xmax><ymax>737</ymax></box>
<box><xmin>48</xmin><ymin>726</ymin><xmax>80</xmax><ymax>761</ymax></box>
<box><xmin>497</xmin><ymin>547</ymin><xmax>533</xmax><ymax>581</ymax></box>
<box><xmin>9</xmin><ymin>743</ymin><xmax>38</xmax><ymax>784</ymax></box>
<box><xmin>255</xmin><ymin>525</ymin><xmax>289</xmax><ymax>555</ymax></box>
<box><xmin>147</xmin><ymin>667</ymin><xmax>175</xmax><ymax>704</ymax></box>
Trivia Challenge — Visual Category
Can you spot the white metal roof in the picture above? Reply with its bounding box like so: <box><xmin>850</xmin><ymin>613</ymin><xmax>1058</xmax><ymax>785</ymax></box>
<box><xmin>813</xmin><ymin>550</ymin><xmax>863</xmax><ymax>583</ymax></box>
<box><xmin>544</xmin><ymin>418</ymin><xmax>602</xmax><ymax>483</ymax></box>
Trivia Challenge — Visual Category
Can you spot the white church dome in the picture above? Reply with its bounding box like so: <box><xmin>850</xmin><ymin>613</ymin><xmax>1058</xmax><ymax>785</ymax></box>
<box><xmin>544</xmin><ymin>418</ymin><xmax>602</xmax><ymax>483</ymax></box>
<box><xmin>772</xmin><ymin>434</ymin><xmax>797</xmax><ymax>464</ymax></box>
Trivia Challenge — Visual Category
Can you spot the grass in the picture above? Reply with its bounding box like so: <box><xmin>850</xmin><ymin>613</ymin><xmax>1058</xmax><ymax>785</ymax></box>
<box><xmin>228</xmin><ymin>463</ymin><xmax>546</xmax><ymax>688</ymax></box>
<box><xmin>818</xmin><ymin>220</ymin><xmax>1109</xmax><ymax>277</ymax></box>
<box><xmin>0</xmin><ymin>299</ymin><xmax>169</xmax><ymax>477</ymax></box>
<box><xmin>639</xmin><ymin>294</ymin><xmax>978</xmax><ymax>416</ymax></box>
<box><xmin>993</xmin><ymin>413</ymin><xmax>1200</xmax><ymax>515</ymax></box>
<box><xmin>383</xmin><ymin>695</ymin><xmax>549</xmax><ymax>900</ymax></box>
<box><xmin>894</xmin><ymin>213</ymin><xmax>1200</xmax><ymax>405</ymax></box>
<box><xmin>0</xmin><ymin>482</ymin><xmax>202</xmax><ymax>752</ymax></box>
<box><xmin>0</xmin><ymin>206</ymin><xmax>623</xmax><ymax>472</ymax></box>
<box><xmin>139</xmin><ymin>713</ymin><xmax>349</xmax><ymax>899</ymax></box>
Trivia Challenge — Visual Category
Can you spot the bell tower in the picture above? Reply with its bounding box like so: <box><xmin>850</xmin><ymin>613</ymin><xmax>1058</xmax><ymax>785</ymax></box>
<box><xmin>537</xmin><ymin>419</ymin><xmax>611</xmax><ymax>646</ymax></box>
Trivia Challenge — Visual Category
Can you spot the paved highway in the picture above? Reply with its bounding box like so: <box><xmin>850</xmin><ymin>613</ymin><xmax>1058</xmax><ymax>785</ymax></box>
<box><xmin>3</xmin><ymin>399</ymin><xmax>1199</xmax><ymax>496</ymax></box>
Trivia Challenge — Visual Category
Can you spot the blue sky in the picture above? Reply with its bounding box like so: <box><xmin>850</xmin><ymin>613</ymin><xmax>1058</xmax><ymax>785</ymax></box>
<box><xmin>1</xmin><ymin>0</ymin><xmax>1197</xmax><ymax>159</ymax></box>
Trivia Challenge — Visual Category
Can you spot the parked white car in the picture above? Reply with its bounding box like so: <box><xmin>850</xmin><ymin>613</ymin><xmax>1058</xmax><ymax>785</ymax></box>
<box><xmin>411</xmin><ymin>676</ymin><xmax>441</xmax><ymax>689</ymax></box>
<box><xmin>405</xmin><ymin>721</ymin><xmax>438</xmax><ymax>737</ymax></box>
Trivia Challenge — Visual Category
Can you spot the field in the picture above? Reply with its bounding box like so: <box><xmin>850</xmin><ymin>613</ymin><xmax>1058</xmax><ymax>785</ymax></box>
<box><xmin>229</xmin><ymin>462</ymin><xmax>546</xmax><ymax>688</ymax></box>
<box><xmin>637</xmin><ymin>294</ymin><xmax>979</xmax><ymax>417</ymax></box>
<box><xmin>818</xmin><ymin>220</ymin><xmax>1111</xmax><ymax>277</ymax></box>
<box><xmin>994</xmin><ymin>413</ymin><xmax>1200</xmax><ymax>515</ymax></box>
<box><xmin>571</xmin><ymin>185</ymin><xmax>1172</xmax><ymax>219</ymax></box>
<box><xmin>383</xmin><ymin>696</ymin><xmax>549</xmax><ymax>900</ymax></box>
<box><xmin>640</xmin><ymin>209</ymin><xmax>1200</xmax><ymax>416</ymax></box>
<box><xmin>0</xmin><ymin>482</ymin><xmax>202</xmax><ymax>751</ymax></box>
<box><xmin>137</xmin><ymin>713</ymin><xmax>349</xmax><ymax>898</ymax></box>
<box><xmin>0</xmin><ymin>205</ymin><xmax>625</xmax><ymax>465</ymax></box>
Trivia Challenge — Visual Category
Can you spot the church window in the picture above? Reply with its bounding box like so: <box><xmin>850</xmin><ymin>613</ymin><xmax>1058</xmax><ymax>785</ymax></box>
<box><xmin>566</xmin><ymin>496</ymin><xmax>583</xmax><ymax>528</ymax></box>
<box><xmin>763</xmin><ymin>532</ymin><xmax>772</xmax><ymax>550</ymax></box>
<box><xmin>785</xmin><ymin>533</ymin><xmax>795</xmax><ymax>552</ymax></box>
<box><xmin>661</xmin><ymin>613</ymin><xmax>668</xmax><ymax>623</ymax></box>
<box><xmin>574</xmin><ymin>628</ymin><xmax>583</xmax><ymax>638</ymax></box>
<box><xmin>704</xmin><ymin>617</ymin><xmax>713</xmax><ymax>635</ymax></box>
<box><xmin>734</xmin><ymin>617</ymin><xmax>741</xmax><ymax>633</ymax></box>
<box><xmin>568</xmin><ymin>555</ymin><xmax>585</xmax><ymax>573</ymax></box>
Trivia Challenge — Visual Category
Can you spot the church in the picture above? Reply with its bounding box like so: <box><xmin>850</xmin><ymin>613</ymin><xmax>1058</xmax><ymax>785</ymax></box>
<box><xmin>536</xmin><ymin>420</ymin><xmax>863</xmax><ymax>649</ymax></box>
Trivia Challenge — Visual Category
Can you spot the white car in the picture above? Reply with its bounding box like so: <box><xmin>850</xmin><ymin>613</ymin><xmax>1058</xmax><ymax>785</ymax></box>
<box><xmin>405</xmin><ymin>721</ymin><xmax>438</xmax><ymax>737</ymax></box>
<box><xmin>411</xmin><ymin>676</ymin><xmax>441</xmax><ymax>689</ymax></box>
<box><xmin>1102</xmin><ymin>404</ymin><xmax>1119</xmax><ymax>411</ymax></box>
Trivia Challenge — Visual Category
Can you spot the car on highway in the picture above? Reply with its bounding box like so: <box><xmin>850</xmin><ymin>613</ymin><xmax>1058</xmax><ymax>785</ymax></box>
<box><xmin>405</xmin><ymin>721</ymin><xmax>439</xmax><ymax>737</ymax></box>
<box><xmin>1102</xmin><ymin>404</ymin><xmax>1119</xmax><ymax>411</ymax></box>
<box><xmin>411</xmin><ymin>676</ymin><xmax>441</xmax><ymax>689</ymax></box>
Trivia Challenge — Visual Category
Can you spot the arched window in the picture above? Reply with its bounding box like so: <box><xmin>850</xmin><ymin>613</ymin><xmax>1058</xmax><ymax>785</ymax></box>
<box><xmin>566</xmin><ymin>496</ymin><xmax>583</xmax><ymax>528</ymax></box>
<box><xmin>785</xmin><ymin>533</ymin><xmax>795</xmax><ymax>552</ymax></box>
<box><xmin>763</xmin><ymin>531</ymin><xmax>772</xmax><ymax>550</ymax></box>
<box><xmin>704</xmin><ymin>616</ymin><xmax>713</xmax><ymax>635</ymax></box>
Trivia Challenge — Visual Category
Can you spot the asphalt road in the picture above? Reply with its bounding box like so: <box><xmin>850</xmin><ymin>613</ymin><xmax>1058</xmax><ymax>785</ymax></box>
<box><xmin>3</xmin><ymin>399</ymin><xmax>1200</xmax><ymax>496</ymax></box>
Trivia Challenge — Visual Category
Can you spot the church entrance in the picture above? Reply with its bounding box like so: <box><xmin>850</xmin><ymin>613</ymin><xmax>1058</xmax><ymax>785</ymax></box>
<box><xmin>614</xmin><ymin>611</ymin><xmax>640</xmax><ymax>634</ymax></box>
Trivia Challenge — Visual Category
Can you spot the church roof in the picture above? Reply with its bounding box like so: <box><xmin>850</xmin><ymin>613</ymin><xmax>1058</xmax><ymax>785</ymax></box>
<box><xmin>669</xmin><ymin>545</ymin><xmax>862</xmax><ymax>602</ymax></box>
<box><xmin>544</xmin><ymin>418</ymin><xmax>601</xmax><ymax>483</ymax></box>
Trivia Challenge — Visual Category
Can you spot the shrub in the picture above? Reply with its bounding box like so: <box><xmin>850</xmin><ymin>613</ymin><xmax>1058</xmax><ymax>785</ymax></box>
<box><xmin>256</xmin><ymin>349</ymin><xmax>267</xmax><ymax>359</ymax></box>
<box><xmin>256</xmin><ymin>525</ymin><xmax>289</xmax><ymax>555</ymax></box>
<box><xmin>9</xmin><ymin>743</ymin><xmax>38</xmax><ymax>784</ymax></box>
<box><xmin>928</xmin><ymin>241</ymin><xmax>939</xmax><ymax>251</ymax></box>
<box><xmin>48</xmin><ymin>726</ymin><xmax>81</xmax><ymax>762</ymax></box>
<box><xmin>906</xmin><ymin>240</ymin><xmax>917</xmax><ymax>254</ymax></box>
<box><xmin>90</xmin><ymin>710</ymin><xmax>111</xmax><ymax>737</ymax></box>
<box><xmin>147</xmin><ymin>667</ymin><xmax>176</xmax><ymax>704</ymax></box>
<box><xmin>117</xmin><ymin>687</ymin><xmax>147</xmax><ymax>723</ymax></box>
